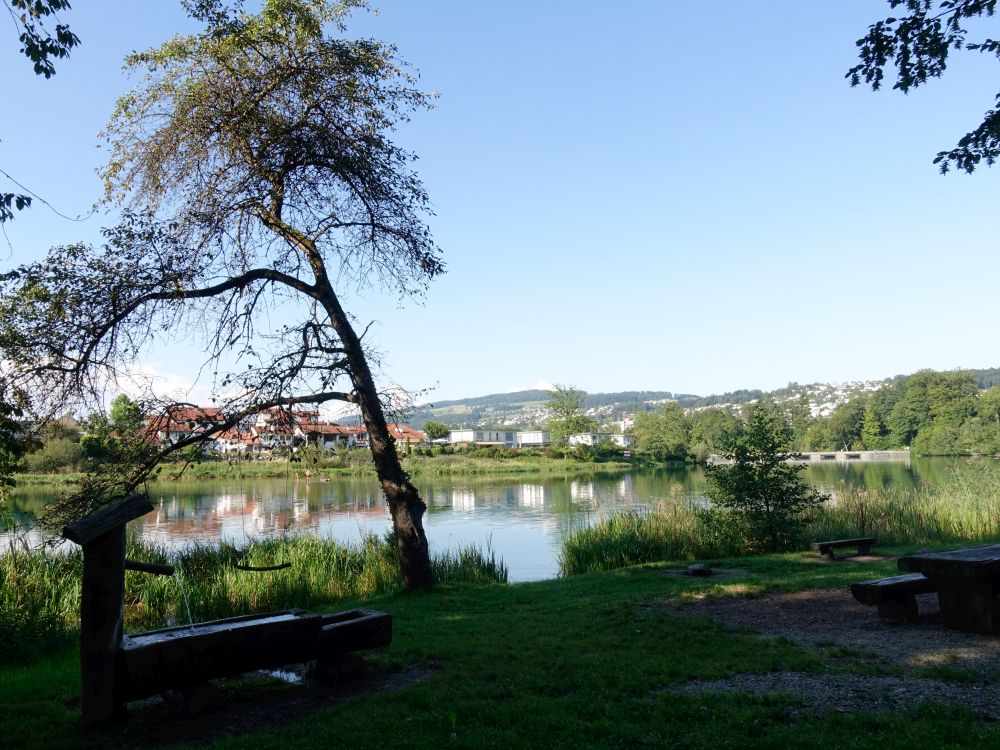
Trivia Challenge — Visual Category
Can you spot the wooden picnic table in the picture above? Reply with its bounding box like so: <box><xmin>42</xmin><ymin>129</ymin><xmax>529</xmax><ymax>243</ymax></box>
<box><xmin>897</xmin><ymin>544</ymin><xmax>1000</xmax><ymax>633</ymax></box>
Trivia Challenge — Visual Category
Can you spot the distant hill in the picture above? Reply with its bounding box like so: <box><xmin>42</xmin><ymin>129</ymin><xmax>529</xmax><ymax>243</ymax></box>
<box><xmin>406</xmin><ymin>385</ymin><xmax>806</xmax><ymax>429</ymax></box>
<box><xmin>404</xmin><ymin>366</ymin><xmax>1000</xmax><ymax>430</ymax></box>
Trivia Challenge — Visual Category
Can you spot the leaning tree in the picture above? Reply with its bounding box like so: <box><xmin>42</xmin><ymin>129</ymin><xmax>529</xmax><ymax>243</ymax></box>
<box><xmin>0</xmin><ymin>0</ymin><xmax>442</xmax><ymax>587</ymax></box>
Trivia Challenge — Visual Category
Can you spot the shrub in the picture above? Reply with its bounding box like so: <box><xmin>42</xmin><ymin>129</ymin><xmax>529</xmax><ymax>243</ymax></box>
<box><xmin>703</xmin><ymin>401</ymin><xmax>827</xmax><ymax>553</ymax></box>
<box><xmin>23</xmin><ymin>438</ymin><xmax>83</xmax><ymax>473</ymax></box>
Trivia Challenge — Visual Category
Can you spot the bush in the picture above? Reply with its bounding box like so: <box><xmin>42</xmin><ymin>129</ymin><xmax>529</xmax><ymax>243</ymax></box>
<box><xmin>23</xmin><ymin>438</ymin><xmax>83</xmax><ymax>473</ymax></box>
<box><xmin>703</xmin><ymin>401</ymin><xmax>827</xmax><ymax>553</ymax></box>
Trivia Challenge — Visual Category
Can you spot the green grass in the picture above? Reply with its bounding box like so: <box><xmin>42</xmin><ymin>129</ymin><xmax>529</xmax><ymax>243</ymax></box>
<box><xmin>4</xmin><ymin>553</ymin><xmax>999</xmax><ymax>749</ymax></box>
<box><xmin>559</xmin><ymin>499</ymin><xmax>732</xmax><ymax>575</ymax></box>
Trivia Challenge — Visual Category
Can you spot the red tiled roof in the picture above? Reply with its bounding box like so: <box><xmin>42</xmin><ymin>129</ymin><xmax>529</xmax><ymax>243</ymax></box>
<box><xmin>299</xmin><ymin>423</ymin><xmax>352</xmax><ymax>436</ymax></box>
<box><xmin>145</xmin><ymin>406</ymin><xmax>226</xmax><ymax>433</ymax></box>
<box><xmin>388</xmin><ymin>423</ymin><xmax>428</xmax><ymax>441</ymax></box>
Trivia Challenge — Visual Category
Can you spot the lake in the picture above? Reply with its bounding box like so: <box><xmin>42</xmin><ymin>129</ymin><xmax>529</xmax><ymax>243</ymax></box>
<box><xmin>4</xmin><ymin>457</ymin><xmax>979</xmax><ymax>581</ymax></box>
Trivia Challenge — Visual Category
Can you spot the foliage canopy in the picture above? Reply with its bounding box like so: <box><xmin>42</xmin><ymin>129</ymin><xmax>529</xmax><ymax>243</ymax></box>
<box><xmin>0</xmin><ymin>0</ymin><xmax>441</xmax><ymax>585</ymax></box>
<box><xmin>1</xmin><ymin>0</ymin><xmax>80</xmax><ymax>222</ymax></box>
<box><xmin>545</xmin><ymin>385</ymin><xmax>595</xmax><ymax>444</ymax></box>
<box><xmin>849</xmin><ymin>0</ymin><xmax>1000</xmax><ymax>172</ymax></box>
<box><xmin>632</xmin><ymin>402</ymin><xmax>690</xmax><ymax>461</ymax></box>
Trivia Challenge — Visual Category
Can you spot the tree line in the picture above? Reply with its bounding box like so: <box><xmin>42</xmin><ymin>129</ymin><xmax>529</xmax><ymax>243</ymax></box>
<box><xmin>630</xmin><ymin>370</ymin><xmax>1000</xmax><ymax>460</ymax></box>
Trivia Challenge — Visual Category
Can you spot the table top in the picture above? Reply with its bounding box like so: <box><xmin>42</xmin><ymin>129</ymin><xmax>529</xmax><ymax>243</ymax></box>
<box><xmin>898</xmin><ymin>544</ymin><xmax>1000</xmax><ymax>579</ymax></box>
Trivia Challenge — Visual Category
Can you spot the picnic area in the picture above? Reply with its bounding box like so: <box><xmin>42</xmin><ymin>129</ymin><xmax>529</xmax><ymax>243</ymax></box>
<box><xmin>7</xmin><ymin>545</ymin><xmax>1000</xmax><ymax>750</ymax></box>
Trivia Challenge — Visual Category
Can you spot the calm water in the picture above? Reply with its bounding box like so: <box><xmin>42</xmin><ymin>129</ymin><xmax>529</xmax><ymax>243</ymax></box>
<box><xmin>4</xmin><ymin>457</ymin><xmax>982</xmax><ymax>581</ymax></box>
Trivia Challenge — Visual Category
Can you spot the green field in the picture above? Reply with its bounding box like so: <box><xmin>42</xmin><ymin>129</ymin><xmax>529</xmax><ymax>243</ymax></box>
<box><xmin>4</xmin><ymin>551</ymin><xmax>1000</xmax><ymax>749</ymax></box>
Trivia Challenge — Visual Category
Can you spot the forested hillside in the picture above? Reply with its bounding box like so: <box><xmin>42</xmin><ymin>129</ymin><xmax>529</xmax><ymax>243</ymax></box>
<box><xmin>411</xmin><ymin>368</ymin><xmax>1000</xmax><ymax>458</ymax></box>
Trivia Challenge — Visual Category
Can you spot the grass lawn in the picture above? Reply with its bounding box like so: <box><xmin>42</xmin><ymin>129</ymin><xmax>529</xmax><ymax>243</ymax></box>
<box><xmin>4</xmin><ymin>551</ymin><xmax>998</xmax><ymax>749</ymax></box>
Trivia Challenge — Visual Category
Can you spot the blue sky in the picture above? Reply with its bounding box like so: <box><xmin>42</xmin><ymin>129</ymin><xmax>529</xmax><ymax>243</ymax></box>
<box><xmin>2</xmin><ymin>1</ymin><xmax>998</xmax><ymax>407</ymax></box>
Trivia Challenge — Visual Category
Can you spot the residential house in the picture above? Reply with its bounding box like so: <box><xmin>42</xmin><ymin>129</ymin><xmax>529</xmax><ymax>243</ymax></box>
<box><xmin>348</xmin><ymin>423</ymin><xmax>428</xmax><ymax>450</ymax></box>
<box><xmin>294</xmin><ymin>422</ymin><xmax>359</xmax><ymax>451</ymax></box>
<box><xmin>252</xmin><ymin>407</ymin><xmax>316</xmax><ymax>450</ymax></box>
<box><xmin>145</xmin><ymin>406</ymin><xmax>226</xmax><ymax>447</ymax></box>
<box><xmin>210</xmin><ymin>428</ymin><xmax>262</xmax><ymax>455</ymax></box>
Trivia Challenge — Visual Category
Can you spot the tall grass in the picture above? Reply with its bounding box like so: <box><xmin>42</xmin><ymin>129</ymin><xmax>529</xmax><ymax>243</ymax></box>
<box><xmin>0</xmin><ymin>533</ymin><xmax>507</xmax><ymax>663</ymax></box>
<box><xmin>561</xmin><ymin>461</ymin><xmax>1000</xmax><ymax>575</ymax></box>
<box><xmin>558</xmin><ymin>499</ymin><xmax>742</xmax><ymax>576</ymax></box>
<box><xmin>811</xmin><ymin>461</ymin><xmax>1000</xmax><ymax>546</ymax></box>
<box><xmin>0</xmin><ymin>544</ymin><xmax>82</xmax><ymax>659</ymax></box>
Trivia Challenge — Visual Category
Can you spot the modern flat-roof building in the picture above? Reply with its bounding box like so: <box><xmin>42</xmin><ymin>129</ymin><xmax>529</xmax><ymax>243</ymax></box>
<box><xmin>516</xmin><ymin>430</ymin><xmax>551</xmax><ymax>448</ymax></box>
<box><xmin>568</xmin><ymin>433</ymin><xmax>634</xmax><ymax>449</ymax></box>
<box><xmin>449</xmin><ymin>429</ymin><xmax>517</xmax><ymax>448</ymax></box>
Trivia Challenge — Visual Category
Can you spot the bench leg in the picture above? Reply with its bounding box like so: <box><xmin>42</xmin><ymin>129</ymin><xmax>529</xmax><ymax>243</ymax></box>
<box><xmin>938</xmin><ymin>578</ymin><xmax>998</xmax><ymax>633</ymax></box>
<box><xmin>306</xmin><ymin>653</ymin><xmax>367</xmax><ymax>685</ymax></box>
<box><xmin>877</xmin><ymin>596</ymin><xmax>919</xmax><ymax>622</ymax></box>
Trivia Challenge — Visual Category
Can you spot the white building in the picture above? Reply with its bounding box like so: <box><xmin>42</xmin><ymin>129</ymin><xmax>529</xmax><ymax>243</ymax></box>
<box><xmin>516</xmin><ymin>430</ymin><xmax>551</xmax><ymax>448</ymax></box>
<box><xmin>449</xmin><ymin>429</ymin><xmax>517</xmax><ymax>448</ymax></box>
<box><xmin>568</xmin><ymin>433</ymin><xmax>634</xmax><ymax>449</ymax></box>
<box><xmin>610</xmin><ymin>434</ymin><xmax>634</xmax><ymax>449</ymax></box>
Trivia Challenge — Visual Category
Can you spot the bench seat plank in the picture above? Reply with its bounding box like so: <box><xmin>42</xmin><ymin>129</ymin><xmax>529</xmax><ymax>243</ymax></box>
<box><xmin>852</xmin><ymin>573</ymin><xmax>938</xmax><ymax>621</ymax></box>
<box><xmin>850</xmin><ymin>573</ymin><xmax>936</xmax><ymax>606</ymax></box>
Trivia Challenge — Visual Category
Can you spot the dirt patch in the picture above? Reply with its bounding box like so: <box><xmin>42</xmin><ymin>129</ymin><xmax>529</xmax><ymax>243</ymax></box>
<box><xmin>124</xmin><ymin>665</ymin><xmax>436</xmax><ymax>749</ymax></box>
<box><xmin>666</xmin><ymin>588</ymin><xmax>1000</xmax><ymax>670</ymax></box>
<box><xmin>660</xmin><ymin>588</ymin><xmax>1000</xmax><ymax>717</ymax></box>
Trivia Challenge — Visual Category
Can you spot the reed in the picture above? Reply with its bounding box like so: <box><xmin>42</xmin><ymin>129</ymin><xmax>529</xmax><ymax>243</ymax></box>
<box><xmin>811</xmin><ymin>461</ymin><xmax>1000</xmax><ymax>546</ymax></box>
<box><xmin>560</xmin><ymin>461</ymin><xmax>1000</xmax><ymax>575</ymax></box>
<box><xmin>558</xmin><ymin>499</ymin><xmax>743</xmax><ymax>576</ymax></box>
<box><xmin>0</xmin><ymin>543</ymin><xmax>83</xmax><ymax>659</ymax></box>
<box><xmin>0</xmin><ymin>533</ymin><xmax>507</xmax><ymax>662</ymax></box>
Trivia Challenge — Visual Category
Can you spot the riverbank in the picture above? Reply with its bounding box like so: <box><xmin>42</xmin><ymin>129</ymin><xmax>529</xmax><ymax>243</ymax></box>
<box><xmin>5</xmin><ymin>552</ymin><xmax>1000</xmax><ymax>749</ymax></box>
<box><xmin>10</xmin><ymin>452</ymin><xmax>646</xmax><ymax>485</ymax></box>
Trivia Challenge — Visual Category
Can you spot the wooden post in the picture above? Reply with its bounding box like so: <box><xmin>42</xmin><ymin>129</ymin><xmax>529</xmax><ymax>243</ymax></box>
<box><xmin>78</xmin><ymin>525</ymin><xmax>127</xmax><ymax>725</ymax></box>
<box><xmin>63</xmin><ymin>494</ymin><xmax>154</xmax><ymax>726</ymax></box>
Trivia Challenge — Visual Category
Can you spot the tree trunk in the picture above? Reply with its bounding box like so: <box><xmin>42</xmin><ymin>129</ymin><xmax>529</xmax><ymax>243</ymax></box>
<box><xmin>319</xmin><ymin>289</ymin><xmax>435</xmax><ymax>588</ymax></box>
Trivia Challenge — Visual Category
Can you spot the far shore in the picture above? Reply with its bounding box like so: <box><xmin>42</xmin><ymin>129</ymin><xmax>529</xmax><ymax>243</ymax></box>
<box><xmin>10</xmin><ymin>453</ymin><xmax>655</xmax><ymax>488</ymax></box>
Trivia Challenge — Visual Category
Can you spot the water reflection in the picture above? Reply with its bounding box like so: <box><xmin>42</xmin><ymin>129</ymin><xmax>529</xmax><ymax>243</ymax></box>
<box><xmin>5</xmin><ymin>458</ymin><xmax>987</xmax><ymax>582</ymax></box>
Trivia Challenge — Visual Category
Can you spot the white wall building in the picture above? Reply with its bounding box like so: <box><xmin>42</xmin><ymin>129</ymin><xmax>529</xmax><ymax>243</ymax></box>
<box><xmin>449</xmin><ymin>429</ymin><xmax>517</xmax><ymax>448</ymax></box>
<box><xmin>516</xmin><ymin>430</ymin><xmax>551</xmax><ymax>448</ymax></box>
<box><xmin>568</xmin><ymin>433</ymin><xmax>634</xmax><ymax>449</ymax></box>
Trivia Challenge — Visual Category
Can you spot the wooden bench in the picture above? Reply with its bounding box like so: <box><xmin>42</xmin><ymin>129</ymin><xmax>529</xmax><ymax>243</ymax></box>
<box><xmin>810</xmin><ymin>537</ymin><xmax>876</xmax><ymax>559</ymax></box>
<box><xmin>62</xmin><ymin>494</ymin><xmax>393</xmax><ymax>725</ymax></box>
<box><xmin>850</xmin><ymin>572</ymin><xmax>938</xmax><ymax>621</ymax></box>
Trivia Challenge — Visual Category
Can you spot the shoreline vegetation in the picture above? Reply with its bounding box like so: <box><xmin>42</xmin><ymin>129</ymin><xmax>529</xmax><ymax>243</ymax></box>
<box><xmin>560</xmin><ymin>460</ymin><xmax>1000</xmax><ymax>575</ymax></box>
<box><xmin>11</xmin><ymin>449</ymin><xmax>648</xmax><ymax>486</ymax></box>
<box><xmin>6</xmin><ymin>462</ymin><xmax>1000</xmax><ymax>658</ymax></box>
<box><xmin>0</xmin><ymin>533</ymin><xmax>508</xmax><ymax>664</ymax></box>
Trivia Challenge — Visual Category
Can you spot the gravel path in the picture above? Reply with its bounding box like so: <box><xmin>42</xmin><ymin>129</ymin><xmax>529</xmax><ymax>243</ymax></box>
<box><xmin>664</xmin><ymin>587</ymin><xmax>1000</xmax><ymax>717</ymax></box>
